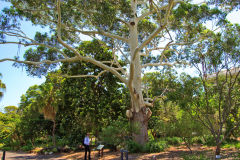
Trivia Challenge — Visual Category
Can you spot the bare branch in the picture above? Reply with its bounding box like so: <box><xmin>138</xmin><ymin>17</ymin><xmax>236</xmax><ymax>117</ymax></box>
<box><xmin>115</xmin><ymin>43</ymin><xmax>130</xmax><ymax>63</ymax></box>
<box><xmin>112</xmin><ymin>48</ymin><xmax>127</xmax><ymax>76</ymax></box>
<box><xmin>76</xmin><ymin>29</ymin><xmax>129</xmax><ymax>43</ymax></box>
<box><xmin>137</xmin><ymin>4</ymin><xmax>169</xmax><ymax>22</ymax></box>
<box><xmin>0</xmin><ymin>57</ymin><xmax>79</xmax><ymax>65</ymax></box>
<box><xmin>142</xmin><ymin>62</ymin><xmax>177</xmax><ymax>68</ymax></box>
<box><xmin>0</xmin><ymin>41</ymin><xmax>68</xmax><ymax>58</ymax></box>
<box><xmin>63</xmin><ymin>70</ymin><xmax>108</xmax><ymax>79</ymax></box>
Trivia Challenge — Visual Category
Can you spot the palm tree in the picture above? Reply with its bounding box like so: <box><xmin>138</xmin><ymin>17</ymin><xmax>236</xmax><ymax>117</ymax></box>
<box><xmin>0</xmin><ymin>73</ymin><xmax>6</xmax><ymax>100</ymax></box>
<box><xmin>33</xmin><ymin>73</ymin><xmax>64</xmax><ymax>147</ymax></box>
<box><xmin>37</xmin><ymin>83</ymin><xmax>59</xmax><ymax>147</ymax></box>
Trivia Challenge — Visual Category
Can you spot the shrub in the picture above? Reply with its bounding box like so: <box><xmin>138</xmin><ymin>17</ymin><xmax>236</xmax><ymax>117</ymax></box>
<box><xmin>57</xmin><ymin>138</ymin><xmax>69</xmax><ymax>147</ymax></box>
<box><xmin>203</xmin><ymin>135</ymin><xmax>215</xmax><ymax>146</ymax></box>
<box><xmin>235</xmin><ymin>143</ymin><xmax>240</xmax><ymax>149</ymax></box>
<box><xmin>126</xmin><ymin>140</ymin><xmax>143</xmax><ymax>153</ymax></box>
<box><xmin>192</xmin><ymin>136</ymin><xmax>204</xmax><ymax>144</ymax></box>
<box><xmin>20</xmin><ymin>145</ymin><xmax>33</xmax><ymax>151</ymax></box>
<box><xmin>145</xmin><ymin>140</ymin><xmax>168</xmax><ymax>153</ymax></box>
<box><xmin>165</xmin><ymin>137</ymin><xmax>182</xmax><ymax>146</ymax></box>
<box><xmin>100</xmin><ymin>118</ymin><xmax>132</xmax><ymax>150</ymax></box>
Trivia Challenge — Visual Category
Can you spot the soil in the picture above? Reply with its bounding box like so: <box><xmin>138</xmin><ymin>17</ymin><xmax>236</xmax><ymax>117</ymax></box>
<box><xmin>1</xmin><ymin>145</ymin><xmax>239</xmax><ymax>160</ymax></box>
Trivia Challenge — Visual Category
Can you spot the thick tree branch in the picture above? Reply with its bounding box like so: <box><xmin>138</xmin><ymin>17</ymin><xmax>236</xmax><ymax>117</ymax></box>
<box><xmin>63</xmin><ymin>70</ymin><xmax>108</xmax><ymax>79</ymax></box>
<box><xmin>137</xmin><ymin>4</ymin><xmax>169</xmax><ymax>22</ymax></box>
<box><xmin>0</xmin><ymin>41</ymin><xmax>68</xmax><ymax>58</ymax></box>
<box><xmin>75</xmin><ymin>29</ymin><xmax>129</xmax><ymax>43</ymax></box>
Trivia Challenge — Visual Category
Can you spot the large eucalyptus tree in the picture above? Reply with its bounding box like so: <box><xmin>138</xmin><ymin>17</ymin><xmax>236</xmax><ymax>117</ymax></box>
<box><xmin>0</xmin><ymin>0</ymin><xmax>227</xmax><ymax>144</ymax></box>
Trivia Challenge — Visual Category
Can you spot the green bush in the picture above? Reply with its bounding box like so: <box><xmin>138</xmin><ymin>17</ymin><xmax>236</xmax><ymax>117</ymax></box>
<box><xmin>57</xmin><ymin>138</ymin><xmax>69</xmax><ymax>147</ymax></box>
<box><xmin>100</xmin><ymin>118</ymin><xmax>132</xmax><ymax>150</ymax></box>
<box><xmin>203</xmin><ymin>135</ymin><xmax>215</xmax><ymax>146</ymax></box>
<box><xmin>165</xmin><ymin>137</ymin><xmax>182</xmax><ymax>146</ymax></box>
<box><xmin>192</xmin><ymin>136</ymin><xmax>204</xmax><ymax>144</ymax></box>
<box><xmin>235</xmin><ymin>142</ymin><xmax>240</xmax><ymax>149</ymax></box>
<box><xmin>126</xmin><ymin>140</ymin><xmax>143</xmax><ymax>153</ymax></box>
<box><xmin>1</xmin><ymin>146</ymin><xmax>11</xmax><ymax>151</ymax></box>
<box><xmin>145</xmin><ymin>140</ymin><xmax>168</xmax><ymax>153</ymax></box>
<box><xmin>20</xmin><ymin>145</ymin><xmax>33</xmax><ymax>151</ymax></box>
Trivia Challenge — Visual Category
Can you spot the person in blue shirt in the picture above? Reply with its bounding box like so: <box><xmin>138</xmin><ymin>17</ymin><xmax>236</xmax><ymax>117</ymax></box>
<box><xmin>84</xmin><ymin>133</ymin><xmax>91</xmax><ymax>160</ymax></box>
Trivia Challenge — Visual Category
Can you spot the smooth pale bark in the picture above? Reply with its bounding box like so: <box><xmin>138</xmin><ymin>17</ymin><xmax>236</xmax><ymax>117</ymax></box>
<box><xmin>128</xmin><ymin>0</ymin><xmax>149</xmax><ymax>145</ymax></box>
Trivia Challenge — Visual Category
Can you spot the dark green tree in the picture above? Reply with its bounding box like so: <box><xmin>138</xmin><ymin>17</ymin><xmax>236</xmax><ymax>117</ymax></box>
<box><xmin>58</xmin><ymin>40</ymin><xmax>129</xmax><ymax>142</ymax></box>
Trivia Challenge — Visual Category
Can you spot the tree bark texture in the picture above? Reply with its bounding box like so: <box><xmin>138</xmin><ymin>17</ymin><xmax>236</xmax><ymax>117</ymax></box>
<box><xmin>131</xmin><ymin>102</ymin><xmax>149</xmax><ymax>145</ymax></box>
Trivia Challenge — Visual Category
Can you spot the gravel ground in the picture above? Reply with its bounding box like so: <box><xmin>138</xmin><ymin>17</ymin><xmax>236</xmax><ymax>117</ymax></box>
<box><xmin>1</xmin><ymin>145</ymin><xmax>239</xmax><ymax>160</ymax></box>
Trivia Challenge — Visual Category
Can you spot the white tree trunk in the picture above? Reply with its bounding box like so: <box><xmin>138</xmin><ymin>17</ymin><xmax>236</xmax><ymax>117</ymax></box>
<box><xmin>128</xmin><ymin>0</ymin><xmax>148</xmax><ymax>145</ymax></box>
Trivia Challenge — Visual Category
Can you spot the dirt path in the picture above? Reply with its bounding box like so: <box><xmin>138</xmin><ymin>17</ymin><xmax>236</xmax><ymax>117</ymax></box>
<box><xmin>1</xmin><ymin>146</ymin><xmax>239</xmax><ymax>160</ymax></box>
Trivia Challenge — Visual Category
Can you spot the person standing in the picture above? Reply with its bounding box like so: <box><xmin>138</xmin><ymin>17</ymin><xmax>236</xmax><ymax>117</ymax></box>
<box><xmin>84</xmin><ymin>133</ymin><xmax>91</xmax><ymax>160</ymax></box>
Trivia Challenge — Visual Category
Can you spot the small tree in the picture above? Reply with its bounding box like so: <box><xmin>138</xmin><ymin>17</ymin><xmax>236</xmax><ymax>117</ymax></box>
<box><xmin>179</xmin><ymin>23</ymin><xmax>240</xmax><ymax>157</ymax></box>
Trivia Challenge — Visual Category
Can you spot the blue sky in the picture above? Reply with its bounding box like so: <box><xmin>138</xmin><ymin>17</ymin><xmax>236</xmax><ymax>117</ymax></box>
<box><xmin>0</xmin><ymin>1</ymin><xmax>239</xmax><ymax>111</ymax></box>
<box><xmin>0</xmin><ymin>2</ymin><xmax>46</xmax><ymax>110</ymax></box>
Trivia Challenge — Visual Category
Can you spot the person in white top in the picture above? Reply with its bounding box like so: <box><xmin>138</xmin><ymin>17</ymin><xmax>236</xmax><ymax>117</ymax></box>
<box><xmin>84</xmin><ymin>133</ymin><xmax>91</xmax><ymax>160</ymax></box>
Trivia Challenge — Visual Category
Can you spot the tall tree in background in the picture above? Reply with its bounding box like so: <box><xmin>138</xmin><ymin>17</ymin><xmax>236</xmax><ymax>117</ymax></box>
<box><xmin>0</xmin><ymin>0</ymin><xmax>227</xmax><ymax>144</ymax></box>
<box><xmin>58</xmin><ymin>40</ymin><xmax>129</xmax><ymax>138</ymax></box>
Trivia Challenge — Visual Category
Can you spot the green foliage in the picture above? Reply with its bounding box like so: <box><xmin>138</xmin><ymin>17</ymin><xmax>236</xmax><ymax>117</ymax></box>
<box><xmin>126</xmin><ymin>140</ymin><xmax>143</xmax><ymax>153</ymax></box>
<box><xmin>0</xmin><ymin>73</ymin><xmax>6</xmax><ymax>99</ymax></box>
<box><xmin>0</xmin><ymin>106</ymin><xmax>20</xmax><ymax>150</ymax></box>
<box><xmin>191</xmin><ymin>137</ymin><xmax>205</xmax><ymax>144</ymax></box>
<box><xmin>165</xmin><ymin>137</ymin><xmax>182</xmax><ymax>146</ymax></box>
<box><xmin>20</xmin><ymin>144</ymin><xmax>33</xmax><ymax>152</ymax></box>
<box><xmin>144</xmin><ymin>140</ymin><xmax>168</xmax><ymax>153</ymax></box>
<box><xmin>100</xmin><ymin>118</ymin><xmax>130</xmax><ymax>150</ymax></box>
<box><xmin>235</xmin><ymin>143</ymin><xmax>240</xmax><ymax>149</ymax></box>
<box><xmin>202</xmin><ymin>135</ymin><xmax>215</xmax><ymax>146</ymax></box>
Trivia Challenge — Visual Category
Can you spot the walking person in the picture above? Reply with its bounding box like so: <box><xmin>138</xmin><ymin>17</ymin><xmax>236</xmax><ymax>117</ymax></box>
<box><xmin>84</xmin><ymin>133</ymin><xmax>91</xmax><ymax>160</ymax></box>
